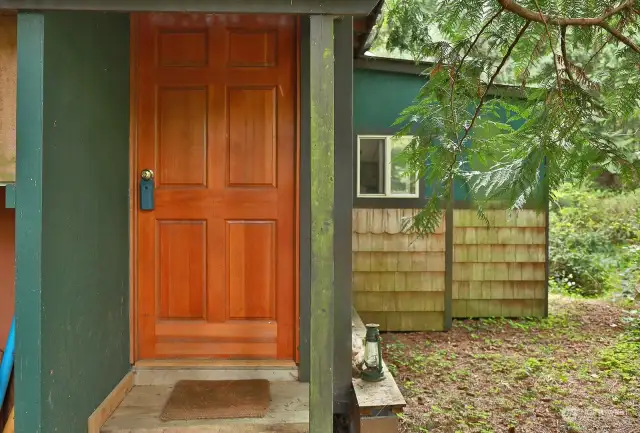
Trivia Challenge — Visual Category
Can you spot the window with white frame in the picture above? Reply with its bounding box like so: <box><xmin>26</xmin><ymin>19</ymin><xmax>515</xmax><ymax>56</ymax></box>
<box><xmin>357</xmin><ymin>135</ymin><xmax>419</xmax><ymax>198</ymax></box>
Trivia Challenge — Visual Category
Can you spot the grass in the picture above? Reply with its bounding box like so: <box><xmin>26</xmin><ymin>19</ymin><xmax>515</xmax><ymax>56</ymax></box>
<box><xmin>383</xmin><ymin>295</ymin><xmax>640</xmax><ymax>433</ymax></box>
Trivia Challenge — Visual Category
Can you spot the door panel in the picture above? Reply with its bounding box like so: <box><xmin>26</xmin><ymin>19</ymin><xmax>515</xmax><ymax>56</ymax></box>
<box><xmin>134</xmin><ymin>13</ymin><xmax>296</xmax><ymax>360</ymax></box>
<box><xmin>227</xmin><ymin>88</ymin><xmax>276</xmax><ymax>187</ymax></box>
<box><xmin>158</xmin><ymin>221</ymin><xmax>207</xmax><ymax>320</ymax></box>
<box><xmin>227</xmin><ymin>221</ymin><xmax>276</xmax><ymax>320</ymax></box>
<box><xmin>157</xmin><ymin>88</ymin><xmax>208</xmax><ymax>186</ymax></box>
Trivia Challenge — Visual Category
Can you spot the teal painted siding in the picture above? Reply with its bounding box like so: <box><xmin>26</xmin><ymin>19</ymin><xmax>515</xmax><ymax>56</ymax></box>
<box><xmin>354</xmin><ymin>68</ymin><xmax>424</xmax><ymax>132</ymax></box>
<box><xmin>352</xmin><ymin>67</ymin><xmax>540</xmax><ymax>204</ymax></box>
<box><xmin>16</xmin><ymin>11</ymin><xmax>130</xmax><ymax>432</ymax></box>
<box><xmin>354</xmin><ymin>67</ymin><xmax>469</xmax><ymax>201</ymax></box>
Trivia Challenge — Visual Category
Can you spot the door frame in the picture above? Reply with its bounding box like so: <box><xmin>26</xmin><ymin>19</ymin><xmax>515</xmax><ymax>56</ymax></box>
<box><xmin>128</xmin><ymin>13</ymin><xmax>301</xmax><ymax>364</ymax></box>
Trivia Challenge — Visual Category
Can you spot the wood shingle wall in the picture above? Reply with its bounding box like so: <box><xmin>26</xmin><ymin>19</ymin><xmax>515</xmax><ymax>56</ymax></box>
<box><xmin>351</xmin><ymin>208</ymin><xmax>548</xmax><ymax>331</ymax></box>
<box><xmin>452</xmin><ymin>209</ymin><xmax>547</xmax><ymax>318</ymax></box>
<box><xmin>352</xmin><ymin>209</ymin><xmax>446</xmax><ymax>331</ymax></box>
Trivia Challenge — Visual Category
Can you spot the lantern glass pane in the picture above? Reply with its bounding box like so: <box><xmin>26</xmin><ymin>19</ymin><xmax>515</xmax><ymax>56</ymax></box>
<box><xmin>364</xmin><ymin>341</ymin><xmax>379</xmax><ymax>367</ymax></box>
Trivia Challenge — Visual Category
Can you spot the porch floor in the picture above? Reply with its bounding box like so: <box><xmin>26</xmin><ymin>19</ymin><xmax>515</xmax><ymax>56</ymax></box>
<box><xmin>101</xmin><ymin>381</ymin><xmax>309</xmax><ymax>433</ymax></box>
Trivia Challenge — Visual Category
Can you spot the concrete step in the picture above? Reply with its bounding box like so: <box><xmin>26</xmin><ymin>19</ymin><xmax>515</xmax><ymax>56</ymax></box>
<box><xmin>101</xmin><ymin>381</ymin><xmax>309</xmax><ymax>433</ymax></box>
<box><xmin>133</xmin><ymin>364</ymin><xmax>299</xmax><ymax>386</ymax></box>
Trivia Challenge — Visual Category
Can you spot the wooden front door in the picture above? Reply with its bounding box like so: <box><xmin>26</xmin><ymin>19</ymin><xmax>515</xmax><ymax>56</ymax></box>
<box><xmin>133</xmin><ymin>14</ymin><xmax>297</xmax><ymax>360</ymax></box>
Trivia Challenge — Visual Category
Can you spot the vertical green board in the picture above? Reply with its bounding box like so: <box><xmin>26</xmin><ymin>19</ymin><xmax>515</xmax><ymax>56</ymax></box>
<box><xmin>15</xmin><ymin>11</ymin><xmax>131</xmax><ymax>432</ymax></box>
<box><xmin>309</xmin><ymin>14</ymin><xmax>335</xmax><ymax>433</ymax></box>
<box><xmin>15</xmin><ymin>12</ymin><xmax>45</xmax><ymax>433</ymax></box>
<box><xmin>332</xmin><ymin>16</ymin><xmax>353</xmax><ymax>413</ymax></box>
<box><xmin>4</xmin><ymin>184</ymin><xmax>15</xmax><ymax>209</ymax></box>
<box><xmin>298</xmin><ymin>15</ymin><xmax>311</xmax><ymax>384</ymax></box>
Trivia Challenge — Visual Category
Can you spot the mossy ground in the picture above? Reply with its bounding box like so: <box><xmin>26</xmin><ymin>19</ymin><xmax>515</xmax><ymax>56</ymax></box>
<box><xmin>384</xmin><ymin>295</ymin><xmax>640</xmax><ymax>433</ymax></box>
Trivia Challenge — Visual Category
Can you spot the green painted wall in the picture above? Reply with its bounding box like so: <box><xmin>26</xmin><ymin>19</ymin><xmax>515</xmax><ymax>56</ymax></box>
<box><xmin>353</xmin><ymin>68</ymin><xmax>468</xmax><ymax>201</ymax></box>
<box><xmin>353</xmin><ymin>68</ymin><xmax>539</xmax><ymax>204</ymax></box>
<box><xmin>16</xmin><ymin>11</ymin><xmax>130</xmax><ymax>432</ymax></box>
<box><xmin>354</xmin><ymin>68</ymin><xmax>424</xmax><ymax>133</ymax></box>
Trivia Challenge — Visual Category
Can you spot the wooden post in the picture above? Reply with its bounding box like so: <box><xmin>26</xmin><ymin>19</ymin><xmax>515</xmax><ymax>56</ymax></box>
<box><xmin>543</xmin><ymin>157</ymin><xmax>550</xmax><ymax>318</ymax></box>
<box><xmin>309</xmin><ymin>14</ymin><xmax>335</xmax><ymax>433</ymax></box>
<box><xmin>444</xmin><ymin>187</ymin><xmax>454</xmax><ymax>330</ymax></box>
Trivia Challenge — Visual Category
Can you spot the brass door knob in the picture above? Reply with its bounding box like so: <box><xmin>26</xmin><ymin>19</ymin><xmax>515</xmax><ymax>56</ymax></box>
<box><xmin>141</xmin><ymin>169</ymin><xmax>154</xmax><ymax>181</ymax></box>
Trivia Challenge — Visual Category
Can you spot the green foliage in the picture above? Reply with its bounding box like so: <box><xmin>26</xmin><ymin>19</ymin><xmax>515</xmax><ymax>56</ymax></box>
<box><xmin>621</xmin><ymin>309</ymin><xmax>640</xmax><ymax>339</ymax></box>
<box><xmin>380</xmin><ymin>0</ymin><xmax>640</xmax><ymax>232</ymax></box>
<box><xmin>597</xmin><ymin>310</ymin><xmax>640</xmax><ymax>382</ymax></box>
<box><xmin>549</xmin><ymin>184</ymin><xmax>640</xmax><ymax>298</ymax></box>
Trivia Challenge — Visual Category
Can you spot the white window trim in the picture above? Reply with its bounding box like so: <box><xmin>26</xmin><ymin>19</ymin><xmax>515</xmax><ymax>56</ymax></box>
<box><xmin>356</xmin><ymin>134</ymin><xmax>420</xmax><ymax>198</ymax></box>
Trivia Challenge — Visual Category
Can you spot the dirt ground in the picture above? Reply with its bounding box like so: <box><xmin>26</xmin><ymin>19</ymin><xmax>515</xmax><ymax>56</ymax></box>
<box><xmin>382</xmin><ymin>295</ymin><xmax>640</xmax><ymax>433</ymax></box>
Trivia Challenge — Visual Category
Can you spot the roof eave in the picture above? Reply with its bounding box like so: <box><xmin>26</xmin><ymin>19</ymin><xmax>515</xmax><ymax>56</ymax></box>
<box><xmin>0</xmin><ymin>0</ymin><xmax>381</xmax><ymax>14</ymax></box>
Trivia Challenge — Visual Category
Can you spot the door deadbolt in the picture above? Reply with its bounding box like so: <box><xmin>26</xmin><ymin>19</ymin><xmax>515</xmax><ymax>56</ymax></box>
<box><xmin>140</xmin><ymin>169</ymin><xmax>155</xmax><ymax>211</ymax></box>
<box><xmin>141</xmin><ymin>169</ymin><xmax>154</xmax><ymax>181</ymax></box>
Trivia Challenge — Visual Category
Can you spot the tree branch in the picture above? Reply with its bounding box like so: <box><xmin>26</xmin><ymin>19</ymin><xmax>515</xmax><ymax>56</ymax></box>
<box><xmin>497</xmin><ymin>0</ymin><xmax>640</xmax><ymax>54</ymax></box>
<box><xmin>533</xmin><ymin>0</ymin><xmax>564</xmax><ymax>102</ymax></box>
<box><xmin>598</xmin><ymin>21</ymin><xmax>640</xmax><ymax>53</ymax></box>
<box><xmin>458</xmin><ymin>20</ymin><xmax>532</xmax><ymax>147</ymax></box>
<box><xmin>520</xmin><ymin>31</ymin><xmax>547</xmax><ymax>88</ymax></box>
<box><xmin>450</xmin><ymin>6</ymin><xmax>505</xmax><ymax>142</ymax></box>
<box><xmin>456</xmin><ymin>6</ymin><xmax>505</xmax><ymax>76</ymax></box>
<box><xmin>560</xmin><ymin>25</ymin><xmax>575</xmax><ymax>82</ymax></box>
<box><xmin>497</xmin><ymin>0</ymin><xmax>634</xmax><ymax>26</ymax></box>
<box><xmin>584</xmin><ymin>34</ymin><xmax>616</xmax><ymax>69</ymax></box>
<box><xmin>584</xmin><ymin>15</ymin><xmax>629</xmax><ymax>69</ymax></box>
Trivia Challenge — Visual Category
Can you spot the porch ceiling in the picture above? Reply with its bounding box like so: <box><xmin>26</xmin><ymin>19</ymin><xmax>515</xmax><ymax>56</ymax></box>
<box><xmin>0</xmin><ymin>0</ymin><xmax>380</xmax><ymax>14</ymax></box>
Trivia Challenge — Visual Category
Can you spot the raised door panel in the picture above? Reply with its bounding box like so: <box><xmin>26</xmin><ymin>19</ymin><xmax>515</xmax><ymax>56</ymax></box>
<box><xmin>227</xmin><ymin>30</ymin><xmax>276</xmax><ymax>67</ymax></box>
<box><xmin>159</xmin><ymin>31</ymin><xmax>208</xmax><ymax>67</ymax></box>
<box><xmin>227</xmin><ymin>88</ymin><xmax>276</xmax><ymax>187</ymax></box>
<box><xmin>157</xmin><ymin>221</ymin><xmax>207</xmax><ymax>320</ymax></box>
<box><xmin>227</xmin><ymin>221</ymin><xmax>276</xmax><ymax>320</ymax></box>
<box><xmin>157</xmin><ymin>87</ymin><xmax>208</xmax><ymax>187</ymax></box>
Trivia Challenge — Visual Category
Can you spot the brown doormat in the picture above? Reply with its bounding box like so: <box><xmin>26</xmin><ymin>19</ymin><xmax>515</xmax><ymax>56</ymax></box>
<box><xmin>160</xmin><ymin>379</ymin><xmax>270</xmax><ymax>421</ymax></box>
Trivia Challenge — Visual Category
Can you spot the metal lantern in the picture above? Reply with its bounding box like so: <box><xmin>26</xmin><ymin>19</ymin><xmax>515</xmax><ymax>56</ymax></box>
<box><xmin>361</xmin><ymin>323</ymin><xmax>384</xmax><ymax>382</ymax></box>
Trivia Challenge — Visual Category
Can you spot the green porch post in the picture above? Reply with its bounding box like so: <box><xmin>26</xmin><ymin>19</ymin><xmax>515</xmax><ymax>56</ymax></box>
<box><xmin>309</xmin><ymin>14</ymin><xmax>335</xmax><ymax>433</ymax></box>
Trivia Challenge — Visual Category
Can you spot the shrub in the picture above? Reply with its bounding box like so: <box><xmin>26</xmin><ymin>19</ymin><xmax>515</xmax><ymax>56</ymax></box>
<box><xmin>549</xmin><ymin>184</ymin><xmax>640</xmax><ymax>298</ymax></box>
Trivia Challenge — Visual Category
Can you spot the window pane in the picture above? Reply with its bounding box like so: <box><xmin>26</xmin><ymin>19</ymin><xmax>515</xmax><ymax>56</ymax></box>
<box><xmin>359</xmin><ymin>138</ymin><xmax>385</xmax><ymax>195</ymax></box>
<box><xmin>389</xmin><ymin>136</ymin><xmax>416</xmax><ymax>195</ymax></box>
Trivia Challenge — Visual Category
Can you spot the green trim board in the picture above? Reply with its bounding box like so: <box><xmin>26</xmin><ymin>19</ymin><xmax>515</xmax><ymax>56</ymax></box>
<box><xmin>309</xmin><ymin>14</ymin><xmax>335</xmax><ymax>433</ymax></box>
<box><xmin>15</xmin><ymin>12</ymin><xmax>45</xmax><ymax>433</ymax></box>
<box><xmin>298</xmin><ymin>15</ymin><xmax>311</xmax><ymax>384</ymax></box>
<box><xmin>333</xmin><ymin>15</ymin><xmax>354</xmax><ymax>413</ymax></box>
<box><xmin>0</xmin><ymin>0</ymin><xmax>379</xmax><ymax>14</ymax></box>
<box><xmin>15</xmin><ymin>11</ymin><xmax>131</xmax><ymax>432</ymax></box>
<box><xmin>355</xmin><ymin>57</ymin><xmax>429</xmax><ymax>76</ymax></box>
<box><xmin>4</xmin><ymin>184</ymin><xmax>15</xmax><ymax>208</ymax></box>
